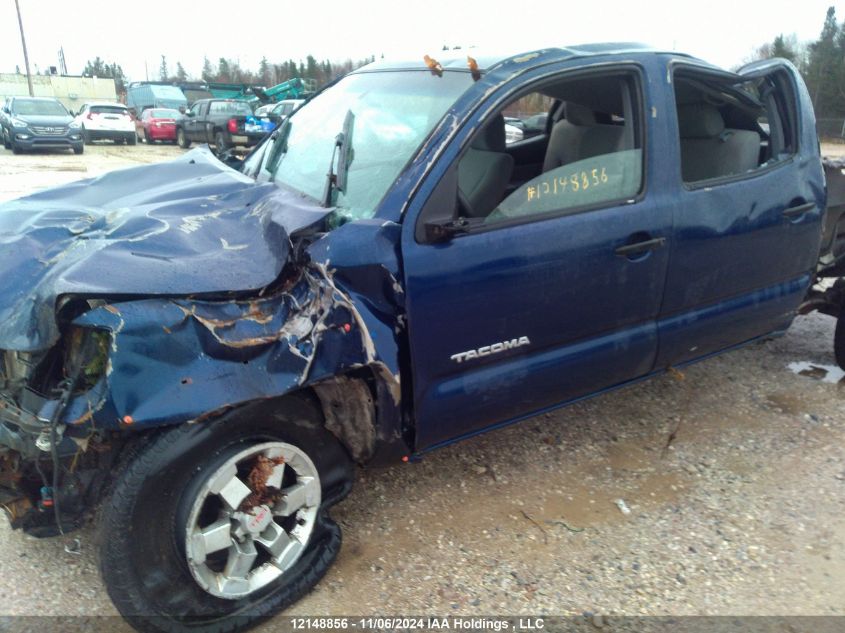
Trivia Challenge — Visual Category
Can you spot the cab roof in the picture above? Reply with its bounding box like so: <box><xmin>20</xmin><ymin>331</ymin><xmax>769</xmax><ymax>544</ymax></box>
<box><xmin>356</xmin><ymin>42</ymin><xmax>705</xmax><ymax>74</ymax></box>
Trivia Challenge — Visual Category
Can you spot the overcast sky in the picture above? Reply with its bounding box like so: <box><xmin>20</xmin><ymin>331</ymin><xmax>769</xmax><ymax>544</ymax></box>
<box><xmin>0</xmin><ymin>0</ymin><xmax>843</xmax><ymax>81</ymax></box>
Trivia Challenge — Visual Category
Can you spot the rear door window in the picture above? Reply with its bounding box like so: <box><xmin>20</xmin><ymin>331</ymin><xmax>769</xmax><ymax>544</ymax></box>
<box><xmin>209</xmin><ymin>101</ymin><xmax>252</xmax><ymax>115</ymax></box>
<box><xmin>672</xmin><ymin>69</ymin><xmax>797</xmax><ymax>185</ymax></box>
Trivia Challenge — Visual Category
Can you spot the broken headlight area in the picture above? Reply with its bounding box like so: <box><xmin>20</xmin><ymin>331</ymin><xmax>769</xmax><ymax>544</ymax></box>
<box><xmin>0</xmin><ymin>325</ymin><xmax>115</xmax><ymax>537</ymax></box>
<box><xmin>63</xmin><ymin>327</ymin><xmax>111</xmax><ymax>392</ymax></box>
<box><xmin>0</xmin><ymin>325</ymin><xmax>111</xmax><ymax>448</ymax></box>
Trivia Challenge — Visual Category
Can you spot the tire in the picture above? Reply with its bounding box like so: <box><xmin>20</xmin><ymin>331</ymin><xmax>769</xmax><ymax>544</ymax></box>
<box><xmin>83</xmin><ymin>128</ymin><xmax>91</xmax><ymax>144</ymax></box>
<box><xmin>144</xmin><ymin>130</ymin><xmax>153</xmax><ymax>144</ymax></box>
<box><xmin>73</xmin><ymin>145</ymin><xmax>83</xmax><ymax>155</ymax></box>
<box><xmin>214</xmin><ymin>131</ymin><xmax>229</xmax><ymax>155</ymax></box>
<box><xmin>2</xmin><ymin>129</ymin><xmax>10</xmax><ymax>150</ymax></box>
<box><xmin>98</xmin><ymin>396</ymin><xmax>352</xmax><ymax>633</ymax></box>
<box><xmin>835</xmin><ymin>311</ymin><xmax>845</xmax><ymax>370</ymax></box>
<box><xmin>11</xmin><ymin>140</ymin><xmax>22</xmax><ymax>155</ymax></box>
<box><xmin>177</xmin><ymin>128</ymin><xmax>191</xmax><ymax>149</ymax></box>
<box><xmin>128</xmin><ymin>133</ymin><xmax>137</xmax><ymax>146</ymax></box>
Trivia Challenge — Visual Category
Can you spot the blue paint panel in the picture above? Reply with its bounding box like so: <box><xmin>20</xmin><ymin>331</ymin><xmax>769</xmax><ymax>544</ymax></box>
<box><xmin>656</xmin><ymin>274</ymin><xmax>811</xmax><ymax>366</ymax></box>
<box><xmin>401</xmin><ymin>57</ymin><xmax>673</xmax><ymax>450</ymax></box>
<box><xmin>414</xmin><ymin>322</ymin><xmax>657</xmax><ymax>447</ymax></box>
<box><xmin>654</xmin><ymin>58</ymin><xmax>825</xmax><ymax>367</ymax></box>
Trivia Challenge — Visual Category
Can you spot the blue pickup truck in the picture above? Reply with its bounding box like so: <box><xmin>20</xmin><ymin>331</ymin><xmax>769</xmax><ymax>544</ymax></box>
<box><xmin>0</xmin><ymin>44</ymin><xmax>840</xmax><ymax>632</ymax></box>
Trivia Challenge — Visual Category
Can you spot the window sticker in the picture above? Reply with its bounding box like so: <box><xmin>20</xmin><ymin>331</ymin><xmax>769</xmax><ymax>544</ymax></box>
<box><xmin>487</xmin><ymin>149</ymin><xmax>643</xmax><ymax>223</ymax></box>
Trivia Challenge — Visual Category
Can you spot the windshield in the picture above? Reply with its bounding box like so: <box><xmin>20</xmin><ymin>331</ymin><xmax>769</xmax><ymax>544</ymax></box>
<box><xmin>210</xmin><ymin>101</ymin><xmax>253</xmax><ymax>115</ymax></box>
<box><xmin>91</xmin><ymin>105</ymin><xmax>128</xmax><ymax>115</ymax></box>
<box><xmin>13</xmin><ymin>99</ymin><xmax>68</xmax><ymax>116</ymax></box>
<box><xmin>261</xmin><ymin>70</ymin><xmax>472</xmax><ymax>221</ymax></box>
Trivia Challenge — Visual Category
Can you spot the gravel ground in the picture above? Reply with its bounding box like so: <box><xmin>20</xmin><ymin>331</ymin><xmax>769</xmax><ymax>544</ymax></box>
<box><xmin>0</xmin><ymin>142</ymin><xmax>843</xmax><ymax>625</ymax></box>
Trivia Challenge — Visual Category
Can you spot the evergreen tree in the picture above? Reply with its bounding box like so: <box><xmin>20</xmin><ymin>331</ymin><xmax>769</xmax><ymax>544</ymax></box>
<box><xmin>159</xmin><ymin>55</ymin><xmax>168</xmax><ymax>81</ymax></box>
<box><xmin>805</xmin><ymin>6</ymin><xmax>840</xmax><ymax>115</ymax></box>
<box><xmin>201</xmin><ymin>57</ymin><xmax>215</xmax><ymax>82</ymax></box>
<box><xmin>82</xmin><ymin>58</ymin><xmax>126</xmax><ymax>92</ymax></box>
<box><xmin>175</xmin><ymin>62</ymin><xmax>188</xmax><ymax>82</ymax></box>
<box><xmin>217</xmin><ymin>58</ymin><xmax>231</xmax><ymax>82</ymax></box>
<box><xmin>305</xmin><ymin>55</ymin><xmax>319</xmax><ymax>81</ymax></box>
<box><xmin>258</xmin><ymin>57</ymin><xmax>271</xmax><ymax>85</ymax></box>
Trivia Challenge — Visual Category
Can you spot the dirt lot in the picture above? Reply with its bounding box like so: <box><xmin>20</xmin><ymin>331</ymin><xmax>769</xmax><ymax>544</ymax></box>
<box><xmin>0</xmin><ymin>141</ymin><xmax>184</xmax><ymax>203</ymax></box>
<box><xmin>0</xmin><ymin>142</ymin><xmax>843</xmax><ymax>627</ymax></box>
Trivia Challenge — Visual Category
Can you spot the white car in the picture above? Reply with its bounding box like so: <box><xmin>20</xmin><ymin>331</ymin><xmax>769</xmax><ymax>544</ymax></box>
<box><xmin>75</xmin><ymin>102</ymin><xmax>136</xmax><ymax>145</ymax></box>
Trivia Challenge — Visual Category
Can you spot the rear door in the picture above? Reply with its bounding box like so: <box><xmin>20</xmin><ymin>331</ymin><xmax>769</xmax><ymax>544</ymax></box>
<box><xmin>402</xmin><ymin>67</ymin><xmax>672</xmax><ymax>450</ymax></box>
<box><xmin>655</xmin><ymin>59</ymin><xmax>824</xmax><ymax>367</ymax></box>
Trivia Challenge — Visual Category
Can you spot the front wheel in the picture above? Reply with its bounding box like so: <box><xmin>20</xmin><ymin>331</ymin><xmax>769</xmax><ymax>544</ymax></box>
<box><xmin>98</xmin><ymin>396</ymin><xmax>352</xmax><ymax>633</ymax></box>
<box><xmin>177</xmin><ymin>128</ymin><xmax>191</xmax><ymax>149</ymax></box>
<box><xmin>214</xmin><ymin>131</ymin><xmax>229</xmax><ymax>155</ymax></box>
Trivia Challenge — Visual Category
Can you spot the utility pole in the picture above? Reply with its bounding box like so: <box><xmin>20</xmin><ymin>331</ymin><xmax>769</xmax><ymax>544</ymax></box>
<box><xmin>14</xmin><ymin>0</ymin><xmax>34</xmax><ymax>96</ymax></box>
<box><xmin>58</xmin><ymin>47</ymin><xmax>68</xmax><ymax>75</ymax></box>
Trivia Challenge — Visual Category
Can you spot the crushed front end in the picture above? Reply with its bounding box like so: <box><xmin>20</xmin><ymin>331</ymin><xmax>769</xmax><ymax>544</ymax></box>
<box><xmin>0</xmin><ymin>319</ymin><xmax>118</xmax><ymax>536</ymax></box>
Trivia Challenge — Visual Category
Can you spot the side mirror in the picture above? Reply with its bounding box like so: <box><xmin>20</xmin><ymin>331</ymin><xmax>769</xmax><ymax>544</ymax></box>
<box><xmin>423</xmin><ymin>217</ymin><xmax>475</xmax><ymax>243</ymax></box>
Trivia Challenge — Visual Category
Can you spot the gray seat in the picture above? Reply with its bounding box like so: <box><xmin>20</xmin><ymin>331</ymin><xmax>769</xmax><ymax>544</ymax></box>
<box><xmin>677</xmin><ymin>103</ymin><xmax>761</xmax><ymax>182</ymax></box>
<box><xmin>543</xmin><ymin>102</ymin><xmax>626</xmax><ymax>172</ymax></box>
<box><xmin>458</xmin><ymin>115</ymin><xmax>514</xmax><ymax>217</ymax></box>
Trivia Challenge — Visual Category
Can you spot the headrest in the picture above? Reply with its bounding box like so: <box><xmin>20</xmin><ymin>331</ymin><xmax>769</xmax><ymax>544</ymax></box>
<box><xmin>677</xmin><ymin>103</ymin><xmax>725</xmax><ymax>138</ymax></box>
<box><xmin>472</xmin><ymin>114</ymin><xmax>507</xmax><ymax>152</ymax></box>
<box><xmin>564</xmin><ymin>102</ymin><xmax>597</xmax><ymax>126</ymax></box>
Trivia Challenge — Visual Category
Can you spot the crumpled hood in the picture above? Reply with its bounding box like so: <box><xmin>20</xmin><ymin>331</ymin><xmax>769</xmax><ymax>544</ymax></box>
<box><xmin>0</xmin><ymin>147</ymin><xmax>331</xmax><ymax>351</ymax></box>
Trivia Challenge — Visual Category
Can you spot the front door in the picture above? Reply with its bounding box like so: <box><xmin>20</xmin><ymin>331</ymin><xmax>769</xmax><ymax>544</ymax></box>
<box><xmin>185</xmin><ymin>102</ymin><xmax>204</xmax><ymax>141</ymax></box>
<box><xmin>402</xmin><ymin>69</ymin><xmax>673</xmax><ymax>450</ymax></box>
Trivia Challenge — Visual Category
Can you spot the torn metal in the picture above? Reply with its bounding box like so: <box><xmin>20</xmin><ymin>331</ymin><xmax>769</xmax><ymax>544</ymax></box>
<box><xmin>0</xmin><ymin>147</ymin><xmax>410</xmax><ymax>485</ymax></box>
<box><xmin>0</xmin><ymin>147</ymin><xmax>330</xmax><ymax>352</ymax></box>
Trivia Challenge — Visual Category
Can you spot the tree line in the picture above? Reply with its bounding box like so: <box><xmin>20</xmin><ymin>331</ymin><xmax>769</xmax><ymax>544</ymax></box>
<box><xmin>80</xmin><ymin>54</ymin><xmax>376</xmax><ymax>95</ymax></box>
<box><xmin>751</xmin><ymin>5</ymin><xmax>845</xmax><ymax>118</ymax></box>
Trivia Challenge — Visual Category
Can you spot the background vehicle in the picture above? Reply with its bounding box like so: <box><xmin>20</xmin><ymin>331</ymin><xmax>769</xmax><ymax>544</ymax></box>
<box><xmin>255</xmin><ymin>98</ymin><xmax>305</xmax><ymax>122</ymax></box>
<box><xmin>175</xmin><ymin>98</ymin><xmax>264</xmax><ymax>153</ymax></box>
<box><xmin>126</xmin><ymin>83</ymin><xmax>188</xmax><ymax>115</ymax></box>
<box><xmin>504</xmin><ymin>122</ymin><xmax>524</xmax><ymax>144</ymax></box>
<box><xmin>0</xmin><ymin>97</ymin><xmax>83</xmax><ymax>154</ymax></box>
<box><xmin>135</xmin><ymin>108</ymin><xmax>180</xmax><ymax>144</ymax></box>
<box><xmin>75</xmin><ymin>102</ymin><xmax>136</xmax><ymax>145</ymax></box>
<box><xmin>0</xmin><ymin>46</ymin><xmax>834</xmax><ymax>633</ymax></box>
<box><xmin>253</xmin><ymin>77</ymin><xmax>315</xmax><ymax>104</ymax></box>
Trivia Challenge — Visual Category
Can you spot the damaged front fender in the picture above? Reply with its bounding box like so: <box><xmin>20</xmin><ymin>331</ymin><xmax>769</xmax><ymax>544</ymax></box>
<box><xmin>69</xmin><ymin>257</ymin><xmax>406</xmax><ymax>462</ymax></box>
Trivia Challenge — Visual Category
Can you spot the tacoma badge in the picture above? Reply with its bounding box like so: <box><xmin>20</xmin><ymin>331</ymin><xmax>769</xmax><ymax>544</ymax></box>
<box><xmin>450</xmin><ymin>336</ymin><xmax>531</xmax><ymax>363</ymax></box>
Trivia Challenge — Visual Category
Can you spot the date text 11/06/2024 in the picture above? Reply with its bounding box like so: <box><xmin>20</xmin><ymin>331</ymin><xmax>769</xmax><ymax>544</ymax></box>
<box><xmin>289</xmin><ymin>617</ymin><xmax>547</xmax><ymax>631</ymax></box>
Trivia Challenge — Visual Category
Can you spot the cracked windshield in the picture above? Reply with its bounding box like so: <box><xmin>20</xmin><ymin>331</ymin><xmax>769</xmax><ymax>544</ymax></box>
<box><xmin>264</xmin><ymin>70</ymin><xmax>472</xmax><ymax>220</ymax></box>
